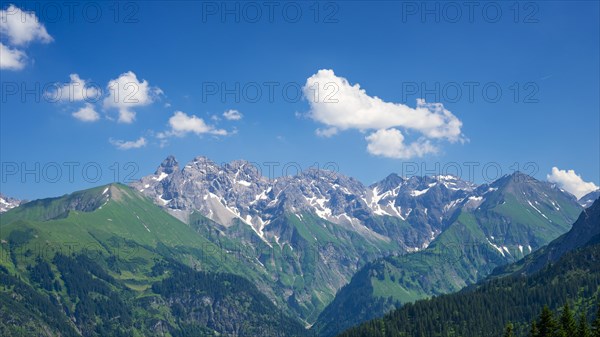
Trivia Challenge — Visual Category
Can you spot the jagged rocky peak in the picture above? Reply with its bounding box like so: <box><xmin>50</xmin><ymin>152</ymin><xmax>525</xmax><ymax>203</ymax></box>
<box><xmin>297</xmin><ymin>166</ymin><xmax>338</xmax><ymax>179</ymax></box>
<box><xmin>191</xmin><ymin>155</ymin><xmax>216</xmax><ymax>166</ymax></box>
<box><xmin>224</xmin><ymin>160</ymin><xmax>263</xmax><ymax>182</ymax></box>
<box><xmin>300</xmin><ymin>167</ymin><xmax>365</xmax><ymax>191</ymax></box>
<box><xmin>372</xmin><ymin>173</ymin><xmax>405</xmax><ymax>192</ymax></box>
<box><xmin>370</xmin><ymin>173</ymin><xmax>476</xmax><ymax>196</ymax></box>
<box><xmin>181</xmin><ymin>155</ymin><xmax>219</xmax><ymax>174</ymax></box>
<box><xmin>178</xmin><ymin>156</ymin><xmax>267</xmax><ymax>186</ymax></box>
<box><xmin>403</xmin><ymin>174</ymin><xmax>474</xmax><ymax>192</ymax></box>
<box><xmin>433</xmin><ymin>174</ymin><xmax>477</xmax><ymax>191</ymax></box>
<box><xmin>268</xmin><ymin>168</ymin><xmax>368</xmax><ymax>219</ymax></box>
<box><xmin>156</xmin><ymin>155</ymin><xmax>179</xmax><ymax>175</ymax></box>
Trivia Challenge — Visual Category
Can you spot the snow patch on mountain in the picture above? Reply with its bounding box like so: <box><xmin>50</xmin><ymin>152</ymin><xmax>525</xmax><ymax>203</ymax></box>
<box><xmin>0</xmin><ymin>194</ymin><xmax>21</xmax><ymax>213</ymax></box>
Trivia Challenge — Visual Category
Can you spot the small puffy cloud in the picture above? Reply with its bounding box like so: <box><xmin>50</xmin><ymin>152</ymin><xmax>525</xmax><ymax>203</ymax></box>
<box><xmin>315</xmin><ymin>127</ymin><xmax>338</xmax><ymax>138</ymax></box>
<box><xmin>365</xmin><ymin>128</ymin><xmax>437</xmax><ymax>159</ymax></box>
<box><xmin>223</xmin><ymin>109</ymin><xmax>243</xmax><ymax>121</ymax></box>
<box><xmin>72</xmin><ymin>103</ymin><xmax>100</xmax><ymax>122</ymax></box>
<box><xmin>547</xmin><ymin>167</ymin><xmax>599</xmax><ymax>199</ymax></box>
<box><xmin>159</xmin><ymin>111</ymin><xmax>229</xmax><ymax>138</ymax></box>
<box><xmin>48</xmin><ymin>74</ymin><xmax>100</xmax><ymax>102</ymax></box>
<box><xmin>103</xmin><ymin>71</ymin><xmax>161</xmax><ymax>123</ymax></box>
<box><xmin>0</xmin><ymin>5</ymin><xmax>53</xmax><ymax>46</ymax></box>
<box><xmin>303</xmin><ymin>69</ymin><xmax>464</xmax><ymax>159</ymax></box>
<box><xmin>109</xmin><ymin>137</ymin><xmax>147</xmax><ymax>150</ymax></box>
<box><xmin>0</xmin><ymin>42</ymin><xmax>26</xmax><ymax>70</ymax></box>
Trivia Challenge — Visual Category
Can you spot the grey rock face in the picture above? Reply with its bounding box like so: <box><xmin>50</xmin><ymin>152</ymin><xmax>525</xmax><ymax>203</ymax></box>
<box><xmin>131</xmin><ymin>156</ymin><xmax>478</xmax><ymax>249</ymax></box>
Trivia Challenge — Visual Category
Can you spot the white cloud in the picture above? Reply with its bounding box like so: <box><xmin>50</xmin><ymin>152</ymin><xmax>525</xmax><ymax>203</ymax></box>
<box><xmin>0</xmin><ymin>42</ymin><xmax>26</xmax><ymax>70</ymax></box>
<box><xmin>109</xmin><ymin>137</ymin><xmax>147</xmax><ymax>150</ymax></box>
<box><xmin>547</xmin><ymin>167</ymin><xmax>599</xmax><ymax>199</ymax></box>
<box><xmin>365</xmin><ymin>128</ymin><xmax>438</xmax><ymax>159</ymax></box>
<box><xmin>159</xmin><ymin>111</ymin><xmax>229</xmax><ymax>138</ymax></box>
<box><xmin>303</xmin><ymin>69</ymin><xmax>464</xmax><ymax>158</ymax></box>
<box><xmin>0</xmin><ymin>5</ymin><xmax>52</xmax><ymax>71</ymax></box>
<box><xmin>223</xmin><ymin>109</ymin><xmax>243</xmax><ymax>121</ymax></box>
<box><xmin>0</xmin><ymin>5</ymin><xmax>53</xmax><ymax>46</ymax></box>
<box><xmin>103</xmin><ymin>71</ymin><xmax>161</xmax><ymax>123</ymax></box>
<box><xmin>72</xmin><ymin>103</ymin><xmax>100</xmax><ymax>122</ymax></box>
<box><xmin>315</xmin><ymin>127</ymin><xmax>338</xmax><ymax>138</ymax></box>
<box><xmin>49</xmin><ymin>74</ymin><xmax>100</xmax><ymax>102</ymax></box>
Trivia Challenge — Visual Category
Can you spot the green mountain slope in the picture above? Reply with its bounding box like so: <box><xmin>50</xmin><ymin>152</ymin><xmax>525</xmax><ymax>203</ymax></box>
<box><xmin>1</xmin><ymin>184</ymin><xmax>234</xmax><ymax>271</ymax></box>
<box><xmin>190</xmin><ymin>210</ymin><xmax>398</xmax><ymax>323</ymax></box>
<box><xmin>493</xmin><ymin>197</ymin><xmax>600</xmax><ymax>277</ymax></box>
<box><xmin>0</xmin><ymin>184</ymin><xmax>307</xmax><ymax>336</ymax></box>
<box><xmin>337</xmin><ymin>198</ymin><xmax>600</xmax><ymax>337</ymax></box>
<box><xmin>313</xmin><ymin>173</ymin><xmax>582</xmax><ymax>337</ymax></box>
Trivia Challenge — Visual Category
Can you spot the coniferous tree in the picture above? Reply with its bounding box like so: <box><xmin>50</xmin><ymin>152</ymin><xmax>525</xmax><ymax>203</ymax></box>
<box><xmin>559</xmin><ymin>303</ymin><xmax>577</xmax><ymax>337</ymax></box>
<box><xmin>578</xmin><ymin>312</ymin><xmax>591</xmax><ymax>337</ymax></box>
<box><xmin>504</xmin><ymin>322</ymin><xmax>515</xmax><ymax>337</ymax></box>
<box><xmin>538</xmin><ymin>306</ymin><xmax>558</xmax><ymax>337</ymax></box>
<box><xmin>530</xmin><ymin>320</ymin><xmax>540</xmax><ymax>337</ymax></box>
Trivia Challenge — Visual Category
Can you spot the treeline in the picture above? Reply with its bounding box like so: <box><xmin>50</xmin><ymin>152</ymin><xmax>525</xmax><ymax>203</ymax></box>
<box><xmin>337</xmin><ymin>243</ymin><xmax>600</xmax><ymax>337</ymax></box>
<box><xmin>53</xmin><ymin>254</ymin><xmax>133</xmax><ymax>337</ymax></box>
<box><xmin>0</xmin><ymin>264</ymin><xmax>80</xmax><ymax>336</ymax></box>
<box><xmin>504</xmin><ymin>303</ymin><xmax>600</xmax><ymax>337</ymax></box>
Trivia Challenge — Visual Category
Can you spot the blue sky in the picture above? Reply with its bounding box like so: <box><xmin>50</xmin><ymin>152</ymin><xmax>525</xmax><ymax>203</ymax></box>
<box><xmin>0</xmin><ymin>1</ymin><xmax>598</xmax><ymax>200</ymax></box>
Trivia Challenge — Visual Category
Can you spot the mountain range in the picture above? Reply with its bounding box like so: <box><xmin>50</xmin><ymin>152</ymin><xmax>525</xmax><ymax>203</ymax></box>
<box><xmin>129</xmin><ymin>156</ymin><xmax>481</xmax><ymax>321</ymax></box>
<box><xmin>337</xmin><ymin>198</ymin><xmax>600</xmax><ymax>337</ymax></box>
<box><xmin>129</xmin><ymin>155</ymin><xmax>583</xmax><ymax>331</ymax></box>
<box><xmin>0</xmin><ymin>154</ymin><xmax>594</xmax><ymax>336</ymax></box>
<box><xmin>312</xmin><ymin>172</ymin><xmax>583</xmax><ymax>336</ymax></box>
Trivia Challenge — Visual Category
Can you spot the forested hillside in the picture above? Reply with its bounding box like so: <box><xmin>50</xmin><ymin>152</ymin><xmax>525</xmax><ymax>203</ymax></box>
<box><xmin>337</xmin><ymin>199</ymin><xmax>600</xmax><ymax>337</ymax></box>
